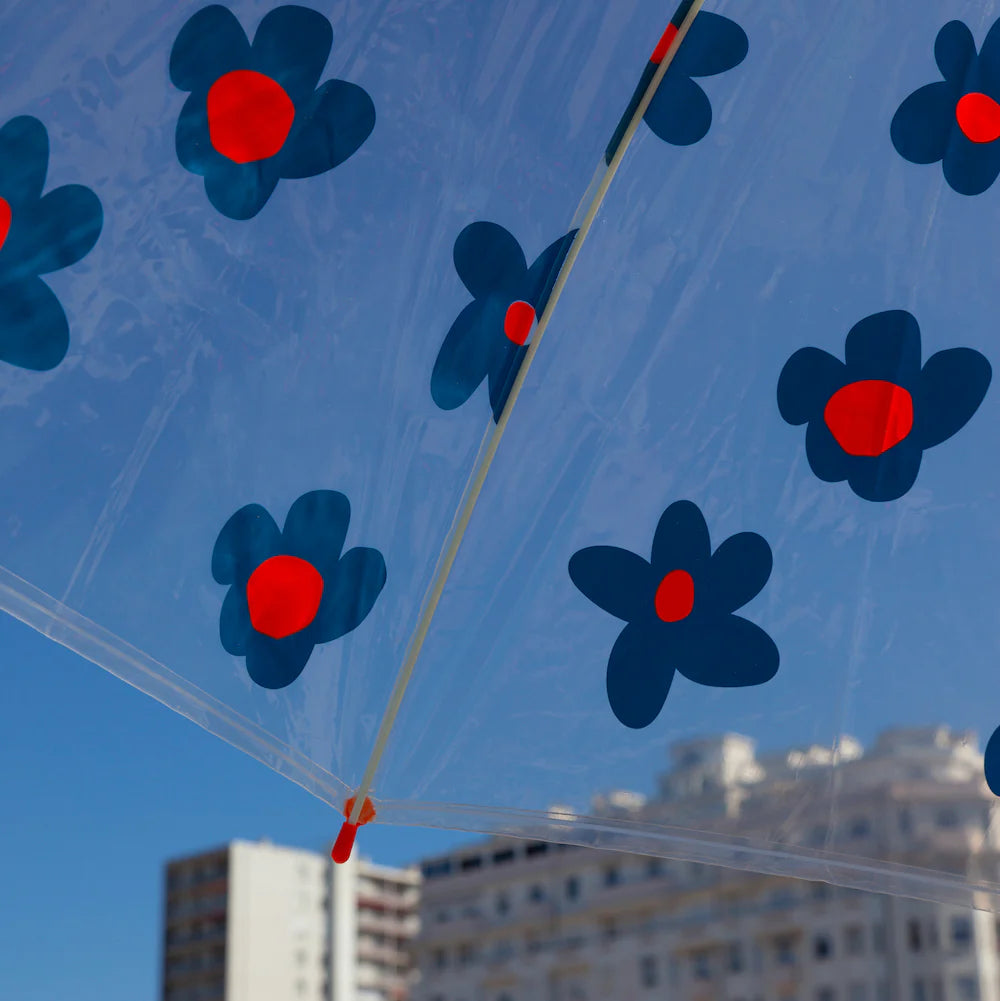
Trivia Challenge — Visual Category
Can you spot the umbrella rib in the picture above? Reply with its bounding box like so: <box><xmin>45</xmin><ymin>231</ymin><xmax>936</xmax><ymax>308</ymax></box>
<box><xmin>346</xmin><ymin>0</ymin><xmax>708</xmax><ymax>829</ymax></box>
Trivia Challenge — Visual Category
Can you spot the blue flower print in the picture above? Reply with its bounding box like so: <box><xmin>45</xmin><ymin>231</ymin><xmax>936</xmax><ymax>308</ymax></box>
<box><xmin>431</xmin><ymin>222</ymin><xmax>576</xmax><ymax>423</ymax></box>
<box><xmin>212</xmin><ymin>490</ymin><xmax>386</xmax><ymax>689</ymax></box>
<box><xmin>0</xmin><ymin>116</ymin><xmax>102</xmax><ymax>371</ymax></box>
<box><xmin>606</xmin><ymin>11</ymin><xmax>749</xmax><ymax>161</ymax></box>
<box><xmin>171</xmin><ymin>4</ymin><xmax>376</xmax><ymax>220</ymax></box>
<box><xmin>778</xmin><ymin>310</ymin><xmax>991</xmax><ymax>502</ymax></box>
<box><xmin>892</xmin><ymin>19</ymin><xmax>1000</xmax><ymax>195</ymax></box>
<box><xmin>569</xmin><ymin>500</ymin><xmax>778</xmax><ymax>730</ymax></box>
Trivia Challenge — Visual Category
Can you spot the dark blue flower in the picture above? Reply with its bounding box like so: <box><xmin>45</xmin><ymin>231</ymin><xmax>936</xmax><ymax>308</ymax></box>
<box><xmin>605</xmin><ymin>12</ymin><xmax>749</xmax><ymax>162</ymax></box>
<box><xmin>645</xmin><ymin>12</ymin><xmax>749</xmax><ymax>147</ymax></box>
<box><xmin>0</xmin><ymin>116</ymin><xmax>102</xmax><ymax>371</ymax></box>
<box><xmin>171</xmin><ymin>5</ymin><xmax>376</xmax><ymax>220</ymax></box>
<box><xmin>431</xmin><ymin>222</ymin><xmax>576</xmax><ymax>422</ymax></box>
<box><xmin>568</xmin><ymin>500</ymin><xmax>778</xmax><ymax>730</ymax></box>
<box><xmin>212</xmin><ymin>490</ymin><xmax>386</xmax><ymax>689</ymax></box>
<box><xmin>985</xmin><ymin>726</ymin><xmax>1000</xmax><ymax>796</ymax></box>
<box><xmin>891</xmin><ymin>19</ymin><xmax>1000</xmax><ymax>196</ymax></box>
<box><xmin>778</xmin><ymin>310</ymin><xmax>991</xmax><ymax>503</ymax></box>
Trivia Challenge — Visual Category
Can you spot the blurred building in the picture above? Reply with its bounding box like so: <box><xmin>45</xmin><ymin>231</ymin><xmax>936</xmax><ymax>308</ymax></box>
<box><xmin>414</xmin><ymin>726</ymin><xmax>1000</xmax><ymax>1001</ymax></box>
<box><xmin>160</xmin><ymin>838</ymin><xmax>419</xmax><ymax>1001</ymax></box>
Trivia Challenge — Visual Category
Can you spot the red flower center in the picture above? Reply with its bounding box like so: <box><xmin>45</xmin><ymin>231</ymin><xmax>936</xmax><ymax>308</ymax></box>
<box><xmin>247</xmin><ymin>555</ymin><xmax>324</xmax><ymax>640</ymax></box>
<box><xmin>207</xmin><ymin>70</ymin><xmax>296</xmax><ymax>164</ymax></box>
<box><xmin>650</xmin><ymin>23</ymin><xmax>679</xmax><ymax>65</ymax></box>
<box><xmin>504</xmin><ymin>300</ymin><xmax>536</xmax><ymax>345</ymax></box>
<box><xmin>824</xmin><ymin>380</ymin><xmax>914</xmax><ymax>457</ymax></box>
<box><xmin>956</xmin><ymin>92</ymin><xmax>1000</xmax><ymax>144</ymax></box>
<box><xmin>0</xmin><ymin>197</ymin><xmax>10</xmax><ymax>251</ymax></box>
<box><xmin>654</xmin><ymin>569</ymin><xmax>695</xmax><ymax>623</ymax></box>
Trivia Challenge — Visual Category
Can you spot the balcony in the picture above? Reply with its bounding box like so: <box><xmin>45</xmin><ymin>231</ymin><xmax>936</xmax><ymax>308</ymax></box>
<box><xmin>165</xmin><ymin>926</ymin><xmax>227</xmax><ymax>951</ymax></box>
<box><xmin>358</xmin><ymin>911</ymin><xmax>420</xmax><ymax>938</ymax></box>
<box><xmin>358</xmin><ymin>883</ymin><xmax>420</xmax><ymax>909</ymax></box>
<box><xmin>164</xmin><ymin>959</ymin><xmax>226</xmax><ymax>986</ymax></box>
<box><xmin>358</xmin><ymin>936</ymin><xmax>412</xmax><ymax>960</ymax></box>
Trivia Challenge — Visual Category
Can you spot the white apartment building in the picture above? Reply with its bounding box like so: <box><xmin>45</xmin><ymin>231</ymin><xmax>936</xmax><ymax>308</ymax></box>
<box><xmin>414</xmin><ymin>726</ymin><xmax>1000</xmax><ymax>1001</ymax></box>
<box><xmin>161</xmin><ymin>838</ymin><xmax>420</xmax><ymax>1001</ymax></box>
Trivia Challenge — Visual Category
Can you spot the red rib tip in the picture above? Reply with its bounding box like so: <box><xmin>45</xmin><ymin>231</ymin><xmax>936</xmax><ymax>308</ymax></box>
<box><xmin>332</xmin><ymin>821</ymin><xmax>358</xmax><ymax>864</ymax></box>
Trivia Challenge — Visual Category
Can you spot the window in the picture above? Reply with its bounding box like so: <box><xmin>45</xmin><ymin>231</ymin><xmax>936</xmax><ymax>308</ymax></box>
<box><xmin>727</xmin><ymin>942</ymin><xmax>744</xmax><ymax>973</ymax></box>
<box><xmin>926</xmin><ymin>920</ymin><xmax>939</xmax><ymax>950</ymax></box>
<box><xmin>422</xmin><ymin>859</ymin><xmax>452</xmax><ymax>878</ymax></box>
<box><xmin>525</xmin><ymin>841</ymin><xmax>548</xmax><ymax>857</ymax></box>
<box><xmin>816</xmin><ymin>989</ymin><xmax>836</xmax><ymax>1001</ymax></box>
<box><xmin>954</xmin><ymin>977</ymin><xmax>978</xmax><ymax>1001</ymax></box>
<box><xmin>496</xmin><ymin>893</ymin><xmax>509</xmax><ymax>915</ymax></box>
<box><xmin>460</xmin><ymin>855</ymin><xmax>482</xmax><ymax>872</ymax></box>
<box><xmin>912</xmin><ymin>980</ymin><xmax>927</xmax><ymax>1001</ymax></box>
<box><xmin>528</xmin><ymin>884</ymin><xmax>545</xmax><ymax>903</ymax></box>
<box><xmin>907</xmin><ymin>919</ymin><xmax>922</xmax><ymax>952</ymax></box>
<box><xmin>937</xmin><ymin>808</ymin><xmax>958</xmax><ymax>828</ymax></box>
<box><xmin>847</xmin><ymin>817</ymin><xmax>871</xmax><ymax>839</ymax></box>
<box><xmin>845</xmin><ymin>925</ymin><xmax>864</xmax><ymax>956</ymax></box>
<box><xmin>951</xmin><ymin>915</ymin><xmax>973</xmax><ymax>951</ymax></box>
<box><xmin>647</xmin><ymin>857</ymin><xmax>663</xmax><ymax>878</ymax></box>
<box><xmin>848</xmin><ymin>985</ymin><xmax>868</xmax><ymax>1001</ymax></box>
<box><xmin>872</xmin><ymin>924</ymin><xmax>886</xmax><ymax>954</ymax></box>
<box><xmin>692</xmin><ymin>951</ymin><xmax>711</xmax><ymax>981</ymax></box>
<box><xmin>565</xmin><ymin>876</ymin><xmax>580</xmax><ymax>900</ymax></box>
<box><xmin>604</xmin><ymin>866</ymin><xmax>621</xmax><ymax>887</ymax></box>
<box><xmin>775</xmin><ymin>936</ymin><xmax>797</xmax><ymax>967</ymax></box>
<box><xmin>668</xmin><ymin>957</ymin><xmax>680</xmax><ymax>985</ymax></box>
<box><xmin>493</xmin><ymin>941</ymin><xmax>513</xmax><ymax>963</ymax></box>
<box><xmin>814</xmin><ymin>934</ymin><xmax>833</xmax><ymax>960</ymax></box>
<box><xmin>492</xmin><ymin>849</ymin><xmax>515</xmax><ymax>865</ymax></box>
<box><xmin>639</xmin><ymin>955</ymin><xmax>657</xmax><ymax>988</ymax></box>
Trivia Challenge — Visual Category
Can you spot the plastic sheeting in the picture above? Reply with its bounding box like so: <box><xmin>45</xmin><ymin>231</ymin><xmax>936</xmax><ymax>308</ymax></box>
<box><xmin>4</xmin><ymin>0</ymin><xmax>1000</xmax><ymax>907</ymax></box>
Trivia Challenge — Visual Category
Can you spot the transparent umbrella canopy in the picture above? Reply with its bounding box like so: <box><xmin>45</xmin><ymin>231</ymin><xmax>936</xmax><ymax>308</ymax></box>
<box><xmin>3</xmin><ymin>0</ymin><xmax>1000</xmax><ymax>906</ymax></box>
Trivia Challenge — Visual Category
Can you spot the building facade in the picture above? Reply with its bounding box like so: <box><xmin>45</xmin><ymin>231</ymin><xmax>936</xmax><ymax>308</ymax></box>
<box><xmin>414</xmin><ymin>727</ymin><xmax>1000</xmax><ymax>1001</ymax></box>
<box><xmin>161</xmin><ymin>839</ymin><xmax>419</xmax><ymax>1001</ymax></box>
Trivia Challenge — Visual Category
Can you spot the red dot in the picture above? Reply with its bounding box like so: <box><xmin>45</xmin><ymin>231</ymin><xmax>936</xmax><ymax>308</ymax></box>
<box><xmin>824</xmin><ymin>380</ymin><xmax>914</xmax><ymax>457</ymax></box>
<box><xmin>0</xmin><ymin>198</ymin><xmax>11</xmax><ymax>251</ymax></box>
<box><xmin>207</xmin><ymin>70</ymin><xmax>296</xmax><ymax>165</ymax></box>
<box><xmin>956</xmin><ymin>92</ymin><xmax>1000</xmax><ymax>144</ymax></box>
<box><xmin>654</xmin><ymin>569</ymin><xmax>695</xmax><ymax>623</ymax></box>
<box><xmin>247</xmin><ymin>555</ymin><xmax>324</xmax><ymax>640</ymax></box>
<box><xmin>504</xmin><ymin>300</ymin><xmax>536</xmax><ymax>345</ymax></box>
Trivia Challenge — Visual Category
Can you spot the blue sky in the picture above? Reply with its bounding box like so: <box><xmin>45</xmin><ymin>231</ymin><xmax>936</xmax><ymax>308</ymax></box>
<box><xmin>0</xmin><ymin>613</ymin><xmax>464</xmax><ymax>1001</ymax></box>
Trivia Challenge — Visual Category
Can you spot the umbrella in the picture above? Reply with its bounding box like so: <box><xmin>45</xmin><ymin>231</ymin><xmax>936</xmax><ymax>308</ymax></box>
<box><xmin>2</xmin><ymin>0</ymin><xmax>999</xmax><ymax>906</ymax></box>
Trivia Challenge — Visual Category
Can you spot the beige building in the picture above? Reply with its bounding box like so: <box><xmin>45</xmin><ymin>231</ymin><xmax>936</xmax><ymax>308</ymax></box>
<box><xmin>161</xmin><ymin>838</ymin><xmax>419</xmax><ymax>1001</ymax></box>
<box><xmin>414</xmin><ymin>727</ymin><xmax>1000</xmax><ymax>1001</ymax></box>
